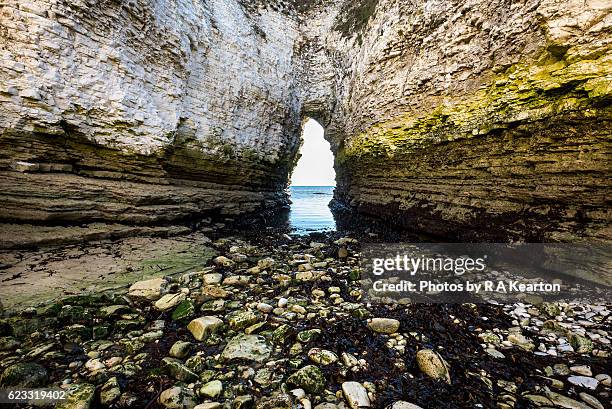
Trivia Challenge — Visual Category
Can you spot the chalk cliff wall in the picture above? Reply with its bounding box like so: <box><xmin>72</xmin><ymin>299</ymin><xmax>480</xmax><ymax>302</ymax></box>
<box><xmin>316</xmin><ymin>0</ymin><xmax>612</xmax><ymax>242</ymax></box>
<box><xmin>1</xmin><ymin>0</ymin><xmax>610</xmax><ymax>242</ymax></box>
<box><xmin>0</xmin><ymin>0</ymin><xmax>303</xmax><ymax>225</ymax></box>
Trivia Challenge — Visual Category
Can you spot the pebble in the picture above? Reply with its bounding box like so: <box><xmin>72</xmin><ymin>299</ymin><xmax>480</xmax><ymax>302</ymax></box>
<box><xmin>416</xmin><ymin>349</ymin><xmax>451</xmax><ymax>384</ymax></box>
<box><xmin>485</xmin><ymin>348</ymin><xmax>505</xmax><ymax>359</ymax></box>
<box><xmin>187</xmin><ymin>316</ymin><xmax>223</xmax><ymax>341</ymax></box>
<box><xmin>567</xmin><ymin>376</ymin><xmax>598</xmax><ymax>390</ymax></box>
<box><xmin>389</xmin><ymin>402</ymin><xmax>425</xmax><ymax>409</ymax></box>
<box><xmin>308</xmin><ymin>348</ymin><xmax>338</xmax><ymax>366</ymax></box>
<box><xmin>579</xmin><ymin>392</ymin><xmax>604</xmax><ymax>409</ymax></box>
<box><xmin>342</xmin><ymin>381</ymin><xmax>370</xmax><ymax>408</ymax></box>
<box><xmin>199</xmin><ymin>380</ymin><xmax>223</xmax><ymax>398</ymax></box>
<box><xmin>594</xmin><ymin>373</ymin><xmax>611</xmax><ymax>386</ymax></box>
<box><xmin>570</xmin><ymin>365</ymin><xmax>592</xmax><ymax>376</ymax></box>
<box><xmin>169</xmin><ymin>341</ymin><xmax>192</xmax><ymax>359</ymax></box>
<box><xmin>367</xmin><ymin>318</ymin><xmax>400</xmax><ymax>334</ymax></box>
<box><xmin>84</xmin><ymin>359</ymin><xmax>105</xmax><ymax>372</ymax></box>
<box><xmin>257</xmin><ymin>303</ymin><xmax>273</xmax><ymax>313</ymax></box>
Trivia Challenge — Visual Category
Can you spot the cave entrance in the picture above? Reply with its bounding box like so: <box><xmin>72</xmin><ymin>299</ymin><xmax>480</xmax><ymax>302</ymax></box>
<box><xmin>288</xmin><ymin>118</ymin><xmax>337</xmax><ymax>233</ymax></box>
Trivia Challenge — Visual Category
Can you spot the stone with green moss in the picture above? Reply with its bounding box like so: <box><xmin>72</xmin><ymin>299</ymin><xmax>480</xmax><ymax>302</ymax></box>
<box><xmin>100</xmin><ymin>377</ymin><xmax>121</xmax><ymax>405</ymax></box>
<box><xmin>185</xmin><ymin>355</ymin><xmax>205</xmax><ymax>373</ymax></box>
<box><xmin>296</xmin><ymin>328</ymin><xmax>322</xmax><ymax>343</ymax></box>
<box><xmin>162</xmin><ymin>357</ymin><xmax>199</xmax><ymax>382</ymax></box>
<box><xmin>287</xmin><ymin>365</ymin><xmax>326</xmax><ymax>394</ymax></box>
<box><xmin>172</xmin><ymin>300</ymin><xmax>196</xmax><ymax>321</ymax></box>
<box><xmin>538</xmin><ymin>303</ymin><xmax>561</xmax><ymax>318</ymax></box>
<box><xmin>568</xmin><ymin>333</ymin><xmax>593</xmax><ymax>354</ymax></box>
<box><xmin>56</xmin><ymin>383</ymin><xmax>96</xmax><ymax>409</ymax></box>
<box><xmin>0</xmin><ymin>362</ymin><xmax>48</xmax><ymax>387</ymax></box>
<box><xmin>226</xmin><ymin>310</ymin><xmax>260</xmax><ymax>330</ymax></box>
<box><xmin>271</xmin><ymin>323</ymin><xmax>293</xmax><ymax>344</ymax></box>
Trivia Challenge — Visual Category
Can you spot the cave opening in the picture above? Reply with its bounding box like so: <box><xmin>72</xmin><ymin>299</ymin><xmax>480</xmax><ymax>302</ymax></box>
<box><xmin>288</xmin><ymin>118</ymin><xmax>337</xmax><ymax>233</ymax></box>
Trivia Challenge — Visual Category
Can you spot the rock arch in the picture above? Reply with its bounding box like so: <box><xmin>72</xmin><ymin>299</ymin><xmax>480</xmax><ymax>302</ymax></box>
<box><xmin>0</xmin><ymin>0</ymin><xmax>610</xmax><ymax>243</ymax></box>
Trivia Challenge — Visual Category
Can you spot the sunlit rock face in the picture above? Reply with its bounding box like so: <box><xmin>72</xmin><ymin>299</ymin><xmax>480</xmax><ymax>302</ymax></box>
<box><xmin>1</xmin><ymin>0</ymin><xmax>610</xmax><ymax>242</ymax></box>
<box><xmin>0</xmin><ymin>0</ymin><xmax>303</xmax><ymax>224</ymax></box>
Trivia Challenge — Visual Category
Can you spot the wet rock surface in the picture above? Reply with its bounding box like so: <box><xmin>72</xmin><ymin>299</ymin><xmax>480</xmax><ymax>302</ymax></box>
<box><xmin>0</xmin><ymin>231</ymin><xmax>610</xmax><ymax>408</ymax></box>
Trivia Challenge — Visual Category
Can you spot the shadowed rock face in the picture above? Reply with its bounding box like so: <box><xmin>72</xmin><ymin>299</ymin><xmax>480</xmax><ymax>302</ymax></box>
<box><xmin>315</xmin><ymin>0</ymin><xmax>612</xmax><ymax>242</ymax></box>
<box><xmin>1</xmin><ymin>0</ymin><xmax>610</xmax><ymax>243</ymax></box>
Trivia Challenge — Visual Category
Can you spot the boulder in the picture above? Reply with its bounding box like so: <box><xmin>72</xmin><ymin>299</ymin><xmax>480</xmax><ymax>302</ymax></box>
<box><xmin>287</xmin><ymin>365</ymin><xmax>325</xmax><ymax>394</ymax></box>
<box><xmin>128</xmin><ymin>278</ymin><xmax>168</xmax><ymax>301</ymax></box>
<box><xmin>187</xmin><ymin>316</ymin><xmax>223</xmax><ymax>341</ymax></box>
<box><xmin>0</xmin><ymin>362</ymin><xmax>48</xmax><ymax>387</ymax></box>
<box><xmin>342</xmin><ymin>381</ymin><xmax>370</xmax><ymax>408</ymax></box>
<box><xmin>368</xmin><ymin>318</ymin><xmax>400</xmax><ymax>334</ymax></box>
<box><xmin>416</xmin><ymin>349</ymin><xmax>451</xmax><ymax>384</ymax></box>
<box><xmin>221</xmin><ymin>334</ymin><xmax>271</xmax><ymax>363</ymax></box>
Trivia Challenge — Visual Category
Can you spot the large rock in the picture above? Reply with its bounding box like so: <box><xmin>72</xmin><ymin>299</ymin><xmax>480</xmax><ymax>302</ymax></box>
<box><xmin>0</xmin><ymin>362</ymin><xmax>48</xmax><ymax>387</ymax></box>
<box><xmin>367</xmin><ymin>318</ymin><xmax>400</xmax><ymax>334</ymax></box>
<box><xmin>416</xmin><ymin>349</ymin><xmax>451</xmax><ymax>384</ymax></box>
<box><xmin>187</xmin><ymin>316</ymin><xmax>224</xmax><ymax>341</ymax></box>
<box><xmin>56</xmin><ymin>383</ymin><xmax>96</xmax><ymax>409</ymax></box>
<box><xmin>128</xmin><ymin>278</ymin><xmax>168</xmax><ymax>301</ymax></box>
<box><xmin>220</xmin><ymin>334</ymin><xmax>271</xmax><ymax>363</ymax></box>
<box><xmin>287</xmin><ymin>365</ymin><xmax>326</xmax><ymax>394</ymax></box>
<box><xmin>342</xmin><ymin>381</ymin><xmax>371</xmax><ymax>408</ymax></box>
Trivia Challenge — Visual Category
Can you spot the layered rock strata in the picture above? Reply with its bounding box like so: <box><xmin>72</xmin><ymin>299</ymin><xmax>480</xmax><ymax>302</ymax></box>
<box><xmin>0</xmin><ymin>0</ymin><xmax>302</xmax><ymax>226</ymax></box>
<box><xmin>1</xmin><ymin>0</ymin><xmax>610</xmax><ymax>242</ymax></box>
<box><xmin>319</xmin><ymin>0</ymin><xmax>612</xmax><ymax>242</ymax></box>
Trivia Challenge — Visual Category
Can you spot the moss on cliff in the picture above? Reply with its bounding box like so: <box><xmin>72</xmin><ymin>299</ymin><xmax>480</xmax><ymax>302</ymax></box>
<box><xmin>340</xmin><ymin>48</ymin><xmax>612</xmax><ymax>163</ymax></box>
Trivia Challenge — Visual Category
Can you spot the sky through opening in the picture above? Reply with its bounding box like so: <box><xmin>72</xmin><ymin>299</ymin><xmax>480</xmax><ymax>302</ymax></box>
<box><xmin>290</xmin><ymin>119</ymin><xmax>336</xmax><ymax>186</ymax></box>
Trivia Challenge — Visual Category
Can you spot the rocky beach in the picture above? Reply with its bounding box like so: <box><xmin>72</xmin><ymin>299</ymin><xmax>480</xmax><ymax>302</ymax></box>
<box><xmin>0</xmin><ymin>0</ymin><xmax>610</xmax><ymax>408</ymax></box>
<box><xmin>1</xmin><ymin>227</ymin><xmax>610</xmax><ymax>409</ymax></box>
